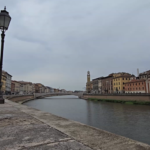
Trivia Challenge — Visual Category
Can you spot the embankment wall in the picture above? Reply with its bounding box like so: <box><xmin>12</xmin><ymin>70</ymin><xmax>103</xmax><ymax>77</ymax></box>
<box><xmin>83</xmin><ymin>94</ymin><xmax>150</xmax><ymax>102</ymax></box>
<box><xmin>8</xmin><ymin>95</ymin><xmax>34</xmax><ymax>103</ymax></box>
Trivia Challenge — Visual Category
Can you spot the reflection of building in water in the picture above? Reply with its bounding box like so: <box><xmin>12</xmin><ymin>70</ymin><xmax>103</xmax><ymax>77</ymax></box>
<box><xmin>86</xmin><ymin>100</ymin><xmax>92</xmax><ymax>125</ymax></box>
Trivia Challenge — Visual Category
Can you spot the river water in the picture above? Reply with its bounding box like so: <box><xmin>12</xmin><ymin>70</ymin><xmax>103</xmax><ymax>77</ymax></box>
<box><xmin>24</xmin><ymin>95</ymin><xmax>150</xmax><ymax>145</ymax></box>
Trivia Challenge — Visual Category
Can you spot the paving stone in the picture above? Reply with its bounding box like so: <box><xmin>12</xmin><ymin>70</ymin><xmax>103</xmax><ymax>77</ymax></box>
<box><xmin>20</xmin><ymin>140</ymin><xmax>92</xmax><ymax>150</ymax></box>
<box><xmin>0</xmin><ymin>124</ymin><xmax>70</xmax><ymax>150</ymax></box>
<box><xmin>1</xmin><ymin>100</ymin><xmax>150</xmax><ymax>150</ymax></box>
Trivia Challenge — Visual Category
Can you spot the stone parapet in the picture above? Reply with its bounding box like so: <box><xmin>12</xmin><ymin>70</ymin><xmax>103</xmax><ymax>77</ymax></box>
<box><xmin>83</xmin><ymin>94</ymin><xmax>150</xmax><ymax>102</ymax></box>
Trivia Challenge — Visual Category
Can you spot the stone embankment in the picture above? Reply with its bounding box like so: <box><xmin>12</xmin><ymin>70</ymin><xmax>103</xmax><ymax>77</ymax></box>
<box><xmin>5</xmin><ymin>93</ymin><xmax>71</xmax><ymax>104</ymax></box>
<box><xmin>0</xmin><ymin>98</ymin><xmax>150</xmax><ymax>150</ymax></box>
<box><xmin>82</xmin><ymin>94</ymin><xmax>150</xmax><ymax>105</ymax></box>
<box><xmin>6</xmin><ymin>94</ymin><xmax>34</xmax><ymax>104</ymax></box>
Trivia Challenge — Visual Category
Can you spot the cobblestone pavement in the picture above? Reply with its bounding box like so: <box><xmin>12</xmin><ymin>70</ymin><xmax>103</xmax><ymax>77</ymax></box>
<box><xmin>1</xmin><ymin>100</ymin><xmax>150</xmax><ymax>150</ymax></box>
<box><xmin>0</xmin><ymin>102</ymin><xmax>92</xmax><ymax>150</ymax></box>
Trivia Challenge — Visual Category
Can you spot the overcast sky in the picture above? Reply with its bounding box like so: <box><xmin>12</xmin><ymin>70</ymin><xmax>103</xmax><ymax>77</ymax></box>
<box><xmin>1</xmin><ymin>0</ymin><xmax>150</xmax><ymax>91</ymax></box>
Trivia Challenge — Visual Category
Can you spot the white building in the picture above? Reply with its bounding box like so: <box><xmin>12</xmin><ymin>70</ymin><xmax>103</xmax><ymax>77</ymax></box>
<box><xmin>45</xmin><ymin>86</ymin><xmax>50</xmax><ymax>93</ymax></box>
<box><xmin>19</xmin><ymin>81</ymin><xmax>33</xmax><ymax>94</ymax></box>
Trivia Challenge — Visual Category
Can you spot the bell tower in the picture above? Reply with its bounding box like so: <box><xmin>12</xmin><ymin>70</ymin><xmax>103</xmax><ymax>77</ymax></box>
<box><xmin>87</xmin><ymin>71</ymin><xmax>90</xmax><ymax>83</ymax></box>
<box><xmin>86</xmin><ymin>71</ymin><xmax>91</xmax><ymax>93</ymax></box>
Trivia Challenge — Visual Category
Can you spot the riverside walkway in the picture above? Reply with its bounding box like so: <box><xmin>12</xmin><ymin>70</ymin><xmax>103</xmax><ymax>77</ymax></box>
<box><xmin>1</xmin><ymin>99</ymin><xmax>150</xmax><ymax>150</ymax></box>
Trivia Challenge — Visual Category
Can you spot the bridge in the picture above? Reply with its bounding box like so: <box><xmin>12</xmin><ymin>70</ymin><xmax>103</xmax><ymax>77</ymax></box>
<box><xmin>34</xmin><ymin>92</ymin><xmax>83</xmax><ymax>98</ymax></box>
<box><xmin>4</xmin><ymin>92</ymin><xmax>83</xmax><ymax>103</ymax></box>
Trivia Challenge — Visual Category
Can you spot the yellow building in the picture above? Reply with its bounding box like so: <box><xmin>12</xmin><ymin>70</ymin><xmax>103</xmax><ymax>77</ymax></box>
<box><xmin>1</xmin><ymin>73</ymin><xmax>7</xmax><ymax>94</ymax></box>
<box><xmin>113</xmin><ymin>73</ymin><xmax>132</xmax><ymax>93</ymax></box>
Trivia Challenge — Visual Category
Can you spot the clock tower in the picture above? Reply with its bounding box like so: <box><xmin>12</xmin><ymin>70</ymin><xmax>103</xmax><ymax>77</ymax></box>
<box><xmin>87</xmin><ymin>71</ymin><xmax>90</xmax><ymax>83</ymax></box>
<box><xmin>86</xmin><ymin>71</ymin><xmax>91</xmax><ymax>93</ymax></box>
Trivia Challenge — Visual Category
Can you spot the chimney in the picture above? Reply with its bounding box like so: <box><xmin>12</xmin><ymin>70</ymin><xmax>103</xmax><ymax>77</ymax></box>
<box><xmin>137</xmin><ymin>68</ymin><xmax>139</xmax><ymax>77</ymax></box>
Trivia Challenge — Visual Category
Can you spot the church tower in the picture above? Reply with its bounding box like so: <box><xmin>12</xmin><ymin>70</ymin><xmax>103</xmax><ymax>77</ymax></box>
<box><xmin>87</xmin><ymin>71</ymin><xmax>90</xmax><ymax>83</ymax></box>
<box><xmin>86</xmin><ymin>71</ymin><xmax>91</xmax><ymax>93</ymax></box>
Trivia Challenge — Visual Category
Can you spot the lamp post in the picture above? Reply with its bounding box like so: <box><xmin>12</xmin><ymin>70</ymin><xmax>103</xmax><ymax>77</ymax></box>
<box><xmin>0</xmin><ymin>7</ymin><xmax>11</xmax><ymax>104</ymax></box>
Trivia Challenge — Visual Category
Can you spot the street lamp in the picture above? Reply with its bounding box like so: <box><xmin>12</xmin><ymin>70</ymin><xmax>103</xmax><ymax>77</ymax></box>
<box><xmin>0</xmin><ymin>7</ymin><xmax>11</xmax><ymax>104</ymax></box>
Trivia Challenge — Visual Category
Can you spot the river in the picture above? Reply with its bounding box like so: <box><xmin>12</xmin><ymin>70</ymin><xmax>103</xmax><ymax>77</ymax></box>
<box><xmin>24</xmin><ymin>95</ymin><xmax>150</xmax><ymax>145</ymax></box>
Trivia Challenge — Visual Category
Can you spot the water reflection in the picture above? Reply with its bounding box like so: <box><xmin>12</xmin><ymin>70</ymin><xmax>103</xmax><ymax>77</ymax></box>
<box><xmin>24</xmin><ymin>95</ymin><xmax>150</xmax><ymax>145</ymax></box>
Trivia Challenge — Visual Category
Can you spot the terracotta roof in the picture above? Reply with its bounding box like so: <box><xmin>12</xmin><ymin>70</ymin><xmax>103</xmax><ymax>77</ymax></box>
<box><xmin>12</xmin><ymin>80</ymin><xmax>21</xmax><ymax>83</ymax></box>
<box><xmin>139</xmin><ymin>70</ymin><xmax>150</xmax><ymax>75</ymax></box>
<box><xmin>92</xmin><ymin>77</ymin><xmax>104</xmax><ymax>81</ymax></box>
<box><xmin>2</xmin><ymin>70</ymin><xmax>12</xmax><ymax>77</ymax></box>
<box><xmin>113</xmin><ymin>74</ymin><xmax>132</xmax><ymax>78</ymax></box>
<box><xmin>124</xmin><ymin>79</ymin><xmax>145</xmax><ymax>84</ymax></box>
<box><xmin>18</xmin><ymin>81</ymin><xmax>32</xmax><ymax>84</ymax></box>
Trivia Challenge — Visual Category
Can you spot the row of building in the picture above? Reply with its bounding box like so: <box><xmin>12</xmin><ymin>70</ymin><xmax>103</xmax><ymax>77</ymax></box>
<box><xmin>86</xmin><ymin>69</ymin><xmax>150</xmax><ymax>94</ymax></box>
<box><xmin>1</xmin><ymin>70</ymin><xmax>68</xmax><ymax>95</ymax></box>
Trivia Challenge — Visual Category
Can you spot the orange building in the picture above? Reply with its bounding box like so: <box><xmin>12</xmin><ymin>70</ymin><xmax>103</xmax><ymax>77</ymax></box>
<box><xmin>125</xmin><ymin>79</ymin><xmax>146</xmax><ymax>93</ymax></box>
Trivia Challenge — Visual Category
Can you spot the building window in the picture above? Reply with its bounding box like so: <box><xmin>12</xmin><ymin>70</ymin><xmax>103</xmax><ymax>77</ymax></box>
<box><xmin>126</xmin><ymin>78</ymin><xmax>127</xmax><ymax>80</ymax></box>
<box><xmin>139</xmin><ymin>87</ymin><xmax>140</xmax><ymax>90</ymax></box>
<box><xmin>142</xmin><ymin>87</ymin><xmax>144</xmax><ymax>90</ymax></box>
<box><xmin>123</xmin><ymin>78</ymin><xmax>124</xmax><ymax>80</ymax></box>
<box><xmin>136</xmin><ymin>88</ymin><xmax>137</xmax><ymax>90</ymax></box>
<box><xmin>133</xmin><ymin>83</ymin><xmax>134</xmax><ymax>86</ymax></box>
<box><xmin>139</xmin><ymin>83</ymin><xmax>140</xmax><ymax>85</ymax></box>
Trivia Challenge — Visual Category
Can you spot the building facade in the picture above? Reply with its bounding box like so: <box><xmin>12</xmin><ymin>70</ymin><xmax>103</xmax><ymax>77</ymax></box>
<box><xmin>11</xmin><ymin>82</ymin><xmax>15</xmax><ymax>94</ymax></box>
<box><xmin>49</xmin><ymin>87</ymin><xmax>54</xmax><ymax>93</ymax></box>
<box><xmin>3</xmin><ymin>71</ymin><xmax>12</xmax><ymax>94</ymax></box>
<box><xmin>32</xmin><ymin>84</ymin><xmax>35</xmax><ymax>93</ymax></box>
<box><xmin>139</xmin><ymin>70</ymin><xmax>150</xmax><ymax>79</ymax></box>
<box><xmin>92</xmin><ymin>77</ymin><xmax>104</xmax><ymax>93</ymax></box>
<box><xmin>125</xmin><ymin>79</ymin><xmax>146</xmax><ymax>93</ymax></box>
<box><xmin>35</xmin><ymin>84</ymin><xmax>40</xmax><ymax>93</ymax></box>
<box><xmin>1</xmin><ymin>73</ymin><xmax>7</xmax><ymax>94</ymax></box>
<box><xmin>113</xmin><ymin>73</ymin><xmax>132</xmax><ymax>93</ymax></box>
<box><xmin>145</xmin><ymin>79</ymin><xmax>150</xmax><ymax>93</ymax></box>
<box><xmin>45</xmin><ymin>86</ymin><xmax>51</xmax><ymax>93</ymax></box>
<box><xmin>19</xmin><ymin>81</ymin><xmax>33</xmax><ymax>94</ymax></box>
<box><xmin>12</xmin><ymin>81</ymin><xmax>21</xmax><ymax>94</ymax></box>
<box><xmin>101</xmin><ymin>74</ymin><xmax>113</xmax><ymax>94</ymax></box>
<box><xmin>35</xmin><ymin>83</ymin><xmax>45</xmax><ymax>93</ymax></box>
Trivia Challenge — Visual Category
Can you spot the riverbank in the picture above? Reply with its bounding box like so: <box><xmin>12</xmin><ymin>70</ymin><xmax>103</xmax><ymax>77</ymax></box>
<box><xmin>6</xmin><ymin>93</ymin><xmax>72</xmax><ymax>104</ymax></box>
<box><xmin>1</xmin><ymin>99</ymin><xmax>150</xmax><ymax>150</ymax></box>
<box><xmin>88</xmin><ymin>98</ymin><xmax>150</xmax><ymax>105</ymax></box>
<box><xmin>82</xmin><ymin>94</ymin><xmax>150</xmax><ymax>105</ymax></box>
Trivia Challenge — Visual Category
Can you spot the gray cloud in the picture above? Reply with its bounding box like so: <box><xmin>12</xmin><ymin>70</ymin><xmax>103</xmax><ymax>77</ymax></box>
<box><xmin>0</xmin><ymin>0</ymin><xmax>150</xmax><ymax>90</ymax></box>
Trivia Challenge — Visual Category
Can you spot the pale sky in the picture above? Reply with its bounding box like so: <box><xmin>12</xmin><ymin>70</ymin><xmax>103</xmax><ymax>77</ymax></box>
<box><xmin>1</xmin><ymin>0</ymin><xmax>150</xmax><ymax>91</ymax></box>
